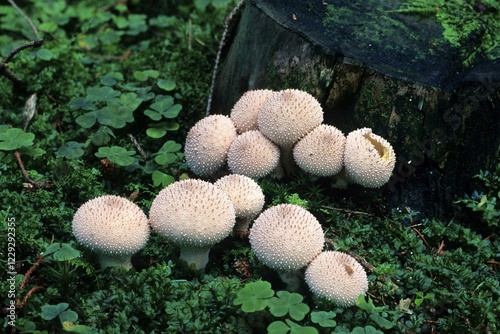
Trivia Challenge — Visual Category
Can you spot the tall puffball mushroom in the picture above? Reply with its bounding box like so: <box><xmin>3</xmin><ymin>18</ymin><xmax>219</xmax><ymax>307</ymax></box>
<box><xmin>249</xmin><ymin>204</ymin><xmax>325</xmax><ymax>290</ymax></box>
<box><xmin>305</xmin><ymin>251</ymin><xmax>368</xmax><ymax>306</ymax></box>
<box><xmin>72</xmin><ymin>195</ymin><xmax>150</xmax><ymax>269</ymax></box>
<box><xmin>293</xmin><ymin>124</ymin><xmax>346</xmax><ymax>177</ymax></box>
<box><xmin>149</xmin><ymin>179</ymin><xmax>236</xmax><ymax>269</ymax></box>
<box><xmin>258</xmin><ymin>89</ymin><xmax>324</xmax><ymax>174</ymax></box>
<box><xmin>343</xmin><ymin>127</ymin><xmax>396</xmax><ymax>188</ymax></box>
<box><xmin>184</xmin><ymin>114</ymin><xmax>237</xmax><ymax>177</ymax></box>
<box><xmin>230</xmin><ymin>89</ymin><xmax>274</xmax><ymax>134</ymax></box>
<box><xmin>227</xmin><ymin>130</ymin><xmax>281</xmax><ymax>179</ymax></box>
<box><xmin>214</xmin><ymin>174</ymin><xmax>265</xmax><ymax>236</ymax></box>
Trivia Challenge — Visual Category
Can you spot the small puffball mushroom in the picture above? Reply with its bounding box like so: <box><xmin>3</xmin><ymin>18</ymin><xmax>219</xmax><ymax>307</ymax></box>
<box><xmin>249</xmin><ymin>204</ymin><xmax>324</xmax><ymax>290</ymax></box>
<box><xmin>72</xmin><ymin>195</ymin><xmax>150</xmax><ymax>269</ymax></box>
<box><xmin>227</xmin><ymin>130</ymin><xmax>281</xmax><ymax>178</ymax></box>
<box><xmin>184</xmin><ymin>115</ymin><xmax>237</xmax><ymax>176</ymax></box>
<box><xmin>230</xmin><ymin>89</ymin><xmax>274</xmax><ymax>134</ymax></box>
<box><xmin>258</xmin><ymin>89</ymin><xmax>324</xmax><ymax>174</ymax></box>
<box><xmin>214</xmin><ymin>174</ymin><xmax>265</xmax><ymax>236</ymax></box>
<box><xmin>293</xmin><ymin>124</ymin><xmax>346</xmax><ymax>177</ymax></box>
<box><xmin>149</xmin><ymin>179</ymin><xmax>236</xmax><ymax>269</ymax></box>
<box><xmin>343</xmin><ymin>127</ymin><xmax>396</xmax><ymax>188</ymax></box>
<box><xmin>305</xmin><ymin>251</ymin><xmax>368</xmax><ymax>306</ymax></box>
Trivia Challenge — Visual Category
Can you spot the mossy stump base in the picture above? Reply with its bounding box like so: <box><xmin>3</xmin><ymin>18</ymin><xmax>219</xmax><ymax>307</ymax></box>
<box><xmin>213</xmin><ymin>0</ymin><xmax>500</xmax><ymax>220</ymax></box>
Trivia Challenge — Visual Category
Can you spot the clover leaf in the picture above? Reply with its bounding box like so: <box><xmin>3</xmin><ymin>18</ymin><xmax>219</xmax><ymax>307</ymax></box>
<box><xmin>41</xmin><ymin>303</ymin><xmax>70</xmax><ymax>320</ymax></box>
<box><xmin>233</xmin><ymin>280</ymin><xmax>274</xmax><ymax>312</ymax></box>
<box><xmin>310</xmin><ymin>311</ymin><xmax>337</xmax><ymax>328</ymax></box>
<box><xmin>267</xmin><ymin>319</ymin><xmax>318</xmax><ymax>334</ymax></box>
<box><xmin>0</xmin><ymin>128</ymin><xmax>35</xmax><ymax>150</ymax></box>
<box><xmin>268</xmin><ymin>290</ymin><xmax>310</xmax><ymax>321</ymax></box>
<box><xmin>154</xmin><ymin>140</ymin><xmax>182</xmax><ymax>165</ymax></box>
<box><xmin>152</xmin><ymin>170</ymin><xmax>175</xmax><ymax>187</ymax></box>
<box><xmin>86</xmin><ymin>86</ymin><xmax>121</xmax><ymax>102</ymax></box>
<box><xmin>95</xmin><ymin>146</ymin><xmax>136</xmax><ymax>166</ymax></box>
<box><xmin>57</xmin><ymin>141</ymin><xmax>84</xmax><ymax>159</ymax></box>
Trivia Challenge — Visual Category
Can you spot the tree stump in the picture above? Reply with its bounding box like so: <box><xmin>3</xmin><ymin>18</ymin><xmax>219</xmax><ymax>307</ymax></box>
<box><xmin>213</xmin><ymin>0</ymin><xmax>500</xmax><ymax>220</ymax></box>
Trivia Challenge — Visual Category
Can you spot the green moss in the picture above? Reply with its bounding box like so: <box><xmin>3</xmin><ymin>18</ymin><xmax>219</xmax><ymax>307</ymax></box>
<box><xmin>396</xmin><ymin>0</ymin><xmax>500</xmax><ymax>66</ymax></box>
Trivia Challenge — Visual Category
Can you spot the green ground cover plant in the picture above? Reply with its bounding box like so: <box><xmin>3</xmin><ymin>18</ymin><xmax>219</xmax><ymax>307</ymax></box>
<box><xmin>1</xmin><ymin>1</ymin><xmax>498</xmax><ymax>333</ymax></box>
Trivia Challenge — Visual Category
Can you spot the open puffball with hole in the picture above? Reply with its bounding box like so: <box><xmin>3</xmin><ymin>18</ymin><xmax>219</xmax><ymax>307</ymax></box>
<box><xmin>249</xmin><ymin>204</ymin><xmax>325</xmax><ymax>290</ymax></box>
<box><xmin>214</xmin><ymin>174</ymin><xmax>265</xmax><ymax>236</ymax></box>
<box><xmin>184</xmin><ymin>114</ymin><xmax>237</xmax><ymax>177</ymax></box>
<box><xmin>149</xmin><ymin>179</ymin><xmax>236</xmax><ymax>270</ymax></box>
<box><xmin>71</xmin><ymin>195</ymin><xmax>150</xmax><ymax>269</ymax></box>
<box><xmin>305</xmin><ymin>251</ymin><xmax>368</xmax><ymax>306</ymax></box>
<box><xmin>293</xmin><ymin>124</ymin><xmax>346</xmax><ymax>177</ymax></box>
<box><xmin>230</xmin><ymin>89</ymin><xmax>274</xmax><ymax>134</ymax></box>
<box><xmin>343</xmin><ymin>127</ymin><xmax>396</xmax><ymax>188</ymax></box>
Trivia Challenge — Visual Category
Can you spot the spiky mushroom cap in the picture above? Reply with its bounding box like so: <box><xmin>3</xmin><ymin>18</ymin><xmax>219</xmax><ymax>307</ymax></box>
<box><xmin>230</xmin><ymin>89</ymin><xmax>274</xmax><ymax>134</ymax></box>
<box><xmin>343</xmin><ymin>128</ymin><xmax>396</xmax><ymax>188</ymax></box>
<box><xmin>184</xmin><ymin>115</ymin><xmax>237</xmax><ymax>176</ymax></box>
<box><xmin>149</xmin><ymin>179</ymin><xmax>236</xmax><ymax>269</ymax></box>
<box><xmin>214</xmin><ymin>174</ymin><xmax>265</xmax><ymax>235</ymax></box>
<box><xmin>227</xmin><ymin>130</ymin><xmax>281</xmax><ymax>179</ymax></box>
<box><xmin>305</xmin><ymin>251</ymin><xmax>368</xmax><ymax>306</ymax></box>
<box><xmin>72</xmin><ymin>195</ymin><xmax>150</xmax><ymax>269</ymax></box>
<box><xmin>257</xmin><ymin>89</ymin><xmax>324</xmax><ymax>149</ymax></box>
<box><xmin>249</xmin><ymin>204</ymin><xmax>324</xmax><ymax>272</ymax></box>
<box><xmin>293</xmin><ymin>124</ymin><xmax>346</xmax><ymax>177</ymax></box>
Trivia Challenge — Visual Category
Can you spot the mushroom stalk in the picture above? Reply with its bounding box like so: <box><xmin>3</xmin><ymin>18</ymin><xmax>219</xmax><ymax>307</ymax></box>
<box><xmin>278</xmin><ymin>270</ymin><xmax>304</xmax><ymax>292</ymax></box>
<box><xmin>98</xmin><ymin>254</ymin><xmax>133</xmax><ymax>270</ymax></box>
<box><xmin>179</xmin><ymin>246</ymin><xmax>212</xmax><ymax>270</ymax></box>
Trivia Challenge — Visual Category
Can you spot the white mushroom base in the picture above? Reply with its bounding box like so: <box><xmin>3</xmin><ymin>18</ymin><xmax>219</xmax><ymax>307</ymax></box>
<box><xmin>98</xmin><ymin>254</ymin><xmax>133</xmax><ymax>270</ymax></box>
<box><xmin>179</xmin><ymin>246</ymin><xmax>212</xmax><ymax>270</ymax></box>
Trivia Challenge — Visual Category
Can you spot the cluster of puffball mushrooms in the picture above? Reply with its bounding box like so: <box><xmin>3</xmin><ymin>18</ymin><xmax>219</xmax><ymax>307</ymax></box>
<box><xmin>185</xmin><ymin>88</ymin><xmax>396</xmax><ymax>188</ymax></box>
<box><xmin>72</xmin><ymin>179</ymin><xmax>368</xmax><ymax>306</ymax></box>
<box><xmin>70</xmin><ymin>88</ymin><xmax>398</xmax><ymax>306</ymax></box>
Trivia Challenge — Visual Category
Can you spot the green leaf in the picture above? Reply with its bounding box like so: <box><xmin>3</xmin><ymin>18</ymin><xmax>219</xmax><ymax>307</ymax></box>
<box><xmin>95</xmin><ymin>146</ymin><xmax>136</xmax><ymax>166</ymax></box>
<box><xmin>90</xmin><ymin>126</ymin><xmax>115</xmax><ymax>146</ymax></box>
<box><xmin>100</xmin><ymin>72</ymin><xmax>124</xmax><ymax>86</ymax></box>
<box><xmin>57</xmin><ymin>141</ymin><xmax>84</xmax><ymax>159</ymax></box>
<box><xmin>86</xmin><ymin>86</ymin><xmax>121</xmax><ymax>102</ymax></box>
<box><xmin>350</xmin><ymin>326</ymin><xmax>384</xmax><ymax>334</ymax></box>
<box><xmin>164</xmin><ymin>104</ymin><xmax>182</xmax><ymax>118</ymax></box>
<box><xmin>0</xmin><ymin>128</ymin><xmax>35</xmax><ymax>150</ymax></box>
<box><xmin>59</xmin><ymin>309</ymin><xmax>78</xmax><ymax>323</ymax></box>
<box><xmin>133</xmin><ymin>70</ymin><xmax>159</xmax><ymax>81</ymax></box>
<box><xmin>69</xmin><ymin>97</ymin><xmax>95</xmax><ymax>111</ymax></box>
<box><xmin>41</xmin><ymin>303</ymin><xmax>69</xmax><ymax>320</ymax></box>
<box><xmin>369</xmin><ymin>314</ymin><xmax>395</xmax><ymax>329</ymax></box>
<box><xmin>43</xmin><ymin>243</ymin><xmax>80</xmax><ymax>261</ymax></box>
<box><xmin>150</xmin><ymin>96</ymin><xmax>174</xmax><ymax>113</ymax></box>
<box><xmin>233</xmin><ymin>280</ymin><xmax>274</xmax><ymax>312</ymax></box>
<box><xmin>152</xmin><ymin>170</ymin><xmax>175</xmax><ymax>187</ymax></box>
<box><xmin>144</xmin><ymin>109</ymin><xmax>162</xmax><ymax>121</ymax></box>
<box><xmin>36</xmin><ymin>48</ymin><xmax>54</xmax><ymax>60</ymax></box>
<box><xmin>62</xmin><ymin>321</ymin><xmax>96</xmax><ymax>334</ymax></box>
<box><xmin>75</xmin><ymin>112</ymin><xmax>97</xmax><ymax>128</ymax></box>
<box><xmin>267</xmin><ymin>321</ymin><xmax>291</xmax><ymax>334</ymax></box>
<box><xmin>157</xmin><ymin>79</ymin><xmax>176</xmax><ymax>91</ymax></box>
<box><xmin>310</xmin><ymin>311</ymin><xmax>337</xmax><ymax>328</ymax></box>
<box><xmin>159</xmin><ymin>140</ymin><xmax>182</xmax><ymax>153</ymax></box>
<box><xmin>155</xmin><ymin>152</ymin><xmax>177</xmax><ymax>165</ymax></box>
<box><xmin>146</xmin><ymin>127</ymin><xmax>167</xmax><ymax>138</ymax></box>
<box><xmin>96</xmin><ymin>105</ymin><xmax>133</xmax><ymax>128</ymax></box>
<box><xmin>268</xmin><ymin>291</ymin><xmax>310</xmax><ymax>321</ymax></box>
<box><xmin>19</xmin><ymin>146</ymin><xmax>46</xmax><ymax>157</ymax></box>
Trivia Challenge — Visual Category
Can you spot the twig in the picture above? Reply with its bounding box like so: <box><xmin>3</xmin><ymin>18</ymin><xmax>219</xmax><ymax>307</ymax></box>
<box><xmin>0</xmin><ymin>39</ymin><xmax>44</xmax><ymax>84</ymax></box>
<box><xmin>14</xmin><ymin>151</ymin><xmax>52</xmax><ymax>188</ymax></box>
<box><xmin>324</xmin><ymin>237</ymin><xmax>376</xmax><ymax>272</ymax></box>
<box><xmin>205</xmin><ymin>0</ymin><xmax>245</xmax><ymax>116</ymax></box>
<box><xmin>17</xmin><ymin>286</ymin><xmax>45</xmax><ymax>309</ymax></box>
<box><xmin>7</xmin><ymin>0</ymin><xmax>39</xmax><ymax>39</ymax></box>
<box><xmin>321</xmin><ymin>205</ymin><xmax>375</xmax><ymax>216</ymax></box>
<box><xmin>412</xmin><ymin>226</ymin><xmax>431</xmax><ymax>248</ymax></box>
<box><xmin>19</xmin><ymin>254</ymin><xmax>45</xmax><ymax>290</ymax></box>
<box><xmin>127</xmin><ymin>134</ymin><xmax>147</xmax><ymax>160</ymax></box>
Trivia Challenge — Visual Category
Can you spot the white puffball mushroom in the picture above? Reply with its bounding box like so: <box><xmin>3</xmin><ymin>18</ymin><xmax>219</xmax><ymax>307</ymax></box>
<box><xmin>214</xmin><ymin>174</ymin><xmax>265</xmax><ymax>236</ymax></box>
<box><xmin>184</xmin><ymin>114</ymin><xmax>237</xmax><ymax>177</ymax></box>
<box><xmin>249</xmin><ymin>204</ymin><xmax>325</xmax><ymax>290</ymax></box>
<box><xmin>293</xmin><ymin>124</ymin><xmax>346</xmax><ymax>177</ymax></box>
<box><xmin>149</xmin><ymin>179</ymin><xmax>236</xmax><ymax>269</ymax></box>
<box><xmin>305</xmin><ymin>251</ymin><xmax>368</xmax><ymax>306</ymax></box>
<box><xmin>230</xmin><ymin>89</ymin><xmax>274</xmax><ymax>134</ymax></box>
<box><xmin>258</xmin><ymin>89</ymin><xmax>324</xmax><ymax>174</ymax></box>
<box><xmin>343</xmin><ymin>128</ymin><xmax>396</xmax><ymax>188</ymax></box>
<box><xmin>227</xmin><ymin>130</ymin><xmax>281</xmax><ymax>179</ymax></box>
<box><xmin>72</xmin><ymin>195</ymin><xmax>150</xmax><ymax>269</ymax></box>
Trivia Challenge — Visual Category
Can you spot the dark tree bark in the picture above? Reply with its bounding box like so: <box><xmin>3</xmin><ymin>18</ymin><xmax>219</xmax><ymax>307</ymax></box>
<box><xmin>213</xmin><ymin>0</ymin><xmax>500</xmax><ymax>220</ymax></box>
